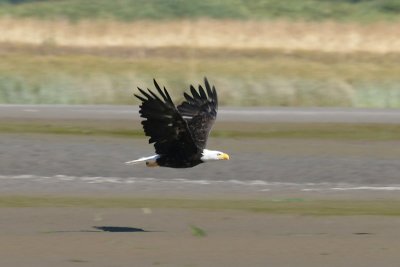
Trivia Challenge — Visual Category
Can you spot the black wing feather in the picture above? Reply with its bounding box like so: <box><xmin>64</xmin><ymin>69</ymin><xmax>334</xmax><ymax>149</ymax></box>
<box><xmin>177</xmin><ymin>77</ymin><xmax>218</xmax><ymax>149</ymax></box>
<box><xmin>135</xmin><ymin>80</ymin><xmax>198</xmax><ymax>157</ymax></box>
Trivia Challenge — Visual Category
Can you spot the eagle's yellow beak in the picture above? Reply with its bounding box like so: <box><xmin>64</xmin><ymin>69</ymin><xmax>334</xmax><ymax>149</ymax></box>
<box><xmin>218</xmin><ymin>153</ymin><xmax>230</xmax><ymax>160</ymax></box>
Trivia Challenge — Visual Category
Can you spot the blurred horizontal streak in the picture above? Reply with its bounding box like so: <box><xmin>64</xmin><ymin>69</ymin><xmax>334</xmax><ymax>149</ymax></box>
<box><xmin>1</xmin><ymin>18</ymin><xmax>400</xmax><ymax>53</ymax></box>
<box><xmin>1</xmin><ymin>104</ymin><xmax>399</xmax><ymax>124</ymax></box>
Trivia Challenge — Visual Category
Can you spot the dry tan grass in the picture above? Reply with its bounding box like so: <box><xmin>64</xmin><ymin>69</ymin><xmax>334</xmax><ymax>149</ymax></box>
<box><xmin>0</xmin><ymin>18</ymin><xmax>400</xmax><ymax>53</ymax></box>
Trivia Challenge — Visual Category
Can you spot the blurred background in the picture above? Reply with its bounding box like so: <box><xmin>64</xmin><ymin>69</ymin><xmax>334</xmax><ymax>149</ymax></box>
<box><xmin>0</xmin><ymin>0</ymin><xmax>400</xmax><ymax>107</ymax></box>
<box><xmin>1</xmin><ymin>3</ymin><xmax>400</xmax><ymax>266</ymax></box>
<box><xmin>1</xmin><ymin>0</ymin><xmax>400</xmax><ymax>188</ymax></box>
<box><xmin>0</xmin><ymin>3</ymin><xmax>400</xmax><ymax>267</ymax></box>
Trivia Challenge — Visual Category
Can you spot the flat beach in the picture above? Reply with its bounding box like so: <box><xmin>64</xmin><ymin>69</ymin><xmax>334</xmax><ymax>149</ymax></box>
<box><xmin>1</xmin><ymin>106</ymin><xmax>400</xmax><ymax>266</ymax></box>
<box><xmin>1</xmin><ymin>207</ymin><xmax>400</xmax><ymax>267</ymax></box>
<box><xmin>1</xmin><ymin>132</ymin><xmax>400</xmax><ymax>267</ymax></box>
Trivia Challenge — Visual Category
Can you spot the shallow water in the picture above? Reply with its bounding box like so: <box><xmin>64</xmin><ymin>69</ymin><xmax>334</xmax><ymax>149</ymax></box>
<box><xmin>1</xmin><ymin>133</ymin><xmax>399</xmax><ymax>196</ymax></box>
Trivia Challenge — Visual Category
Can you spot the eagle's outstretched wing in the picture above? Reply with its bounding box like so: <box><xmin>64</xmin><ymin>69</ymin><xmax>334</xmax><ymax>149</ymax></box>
<box><xmin>135</xmin><ymin>79</ymin><xmax>198</xmax><ymax>156</ymax></box>
<box><xmin>177</xmin><ymin>77</ymin><xmax>218</xmax><ymax>149</ymax></box>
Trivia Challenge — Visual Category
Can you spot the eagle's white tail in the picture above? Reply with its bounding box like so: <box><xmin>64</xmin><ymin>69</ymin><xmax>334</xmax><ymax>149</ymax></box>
<box><xmin>125</xmin><ymin>155</ymin><xmax>160</xmax><ymax>166</ymax></box>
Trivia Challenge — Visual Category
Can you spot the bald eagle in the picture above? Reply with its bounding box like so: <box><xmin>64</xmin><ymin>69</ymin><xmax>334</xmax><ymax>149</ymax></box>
<box><xmin>125</xmin><ymin>78</ymin><xmax>230</xmax><ymax>168</ymax></box>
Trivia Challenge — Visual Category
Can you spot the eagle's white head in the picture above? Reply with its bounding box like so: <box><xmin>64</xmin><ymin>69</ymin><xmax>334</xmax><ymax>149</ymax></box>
<box><xmin>200</xmin><ymin>149</ymin><xmax>230</xmax><ymax>162</ymax></box>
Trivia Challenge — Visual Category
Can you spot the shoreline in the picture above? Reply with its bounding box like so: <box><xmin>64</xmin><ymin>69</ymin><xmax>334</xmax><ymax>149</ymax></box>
<box><xmin>1</xmin><ymin>207</ymin><xmax>400</xmax><ymax>267</ymax></box>
<box><xmin>1</xmin><ymin>195</ymin><xmax>400</xmax><ymax>216</ymax></box>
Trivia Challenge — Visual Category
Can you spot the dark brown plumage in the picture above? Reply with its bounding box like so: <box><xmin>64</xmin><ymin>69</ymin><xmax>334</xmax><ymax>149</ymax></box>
<box><xmin>133</xmin><ymin>77</ymin><xmax>225</xmax><ymax>168</ymax></box>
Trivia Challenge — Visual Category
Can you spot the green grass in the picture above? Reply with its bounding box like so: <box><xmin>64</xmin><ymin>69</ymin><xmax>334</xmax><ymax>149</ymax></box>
<box><xmin>0</xmin><ymin>0</ymin><xmax>400</xmax><ymax>22</ymax></box>
<box><xmin>0</xmin><ymin>122</ymin><xmax>144</xmax><ymax>138</ymax></box>
<box><xmin>189</xmin><ymin>225</ymin><xmax>207</xmax><ymax>237</ymax></box>
<box><xmin>1</xmin><ymin>196</ymin><xmax>400</xmax><ymax>216</ymax></box>
<box><xmin>2</xmin><ymin>121</ymin><xmax>400</xmax><ymax>141</ymax></box>
<box><xmin>1</xmin><ymin>49</ymin><xmax>400</xmax><ymax>107</ymax></box>
<box><xmin>212</xmin><ymin>123</ymin><xmax>400</xmax><ymax>141</ymax></box>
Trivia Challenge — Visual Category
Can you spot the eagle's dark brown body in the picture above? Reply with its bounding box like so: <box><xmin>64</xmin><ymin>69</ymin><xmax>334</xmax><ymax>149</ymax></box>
<box><xmin>134</xmin><ymin>78</ymin><xmax>219</xmax><ymax>168</ymax></box>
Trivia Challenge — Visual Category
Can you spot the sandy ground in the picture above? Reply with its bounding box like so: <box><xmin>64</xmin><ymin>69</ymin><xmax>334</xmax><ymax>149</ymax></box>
<box><xmin>1</xmin><ymin>132</ymin><xmax>400</xmax><ymax>267</ymax></box>
<box><xmin>1</xmin><ymin>207</ymin><xmax>400</xmax><ymax>267</ymax></box>
<box><xmin>1</xmin><ymin>133</ymin><xmax>400</xmax><ymax>186</ymax></box>
<box><xmin>1</xmin><ymin>106</ymin><xmax>400</xmax><ymax>266</ymax></box>
<box><xmin>2</xmin><ymin>105</ymin><xmax>400</xmax><ymax>124</ymax></box>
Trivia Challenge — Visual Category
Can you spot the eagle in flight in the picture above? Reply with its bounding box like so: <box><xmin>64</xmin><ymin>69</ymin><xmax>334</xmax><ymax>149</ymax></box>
<box><xmin>126</xmin><ymin>78</ymin><xmax>230</xmax><ymax>168</ymax></box>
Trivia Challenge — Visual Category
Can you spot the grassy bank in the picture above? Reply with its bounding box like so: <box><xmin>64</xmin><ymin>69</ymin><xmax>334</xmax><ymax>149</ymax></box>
<box><xmin>2</xmin><ymin>120</ymin><xmax>400</xmax><ymax>141</ymax></box>
<box><xmin>0</xmin><ymin>0</ymin><xmax>400</xmax><ymax>22</ymax></box>
<box><xmin>1</xmin><ymin>2</ymin><xmax>399</xmax><ymax>108</ymax></box>
<box><xmin>1</xmin><ymin>196</ymin><xmax>400</xmax><ymax>216</ymax></box>
<box><xmin>1</xmin><ymin>19</ymin><xmax>400</xmax><ymax>53</ymax></box>
<box><xmin>1</xmin><ymin>47</ymin><xmax>399</xmax><ymax>107</ymax></box>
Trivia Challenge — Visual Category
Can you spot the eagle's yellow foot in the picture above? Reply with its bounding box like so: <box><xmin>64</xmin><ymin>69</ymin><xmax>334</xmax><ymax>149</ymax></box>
<box><xmin>146</xmin><ymin>161</ymin><xmax>159</xmax><ymax>167</ymax></box>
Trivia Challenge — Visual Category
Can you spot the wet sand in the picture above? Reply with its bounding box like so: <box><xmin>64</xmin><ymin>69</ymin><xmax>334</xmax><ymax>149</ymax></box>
<box><xmin>1</xmin><ymin>133</ymin><xmax>400</xmax><ymax>267</ymax></box>
<box><xmin>1</xmin><ymin>207</ymin><xmax>400</xmax><ymax>267</ymax></box>
<box><xmin>1</xmin><ymin>106</ymin><xmax>400</xmax><ymax>266</ymax></box>
<box><xmin>1</xmin><ymin>133</ymin><xmax>400</xmax><ymax>186</ymax></box>
<box><xmin>2</xmin><ymin>105</ymin><xmax>400</xmax><ymax>124</ymax></box>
